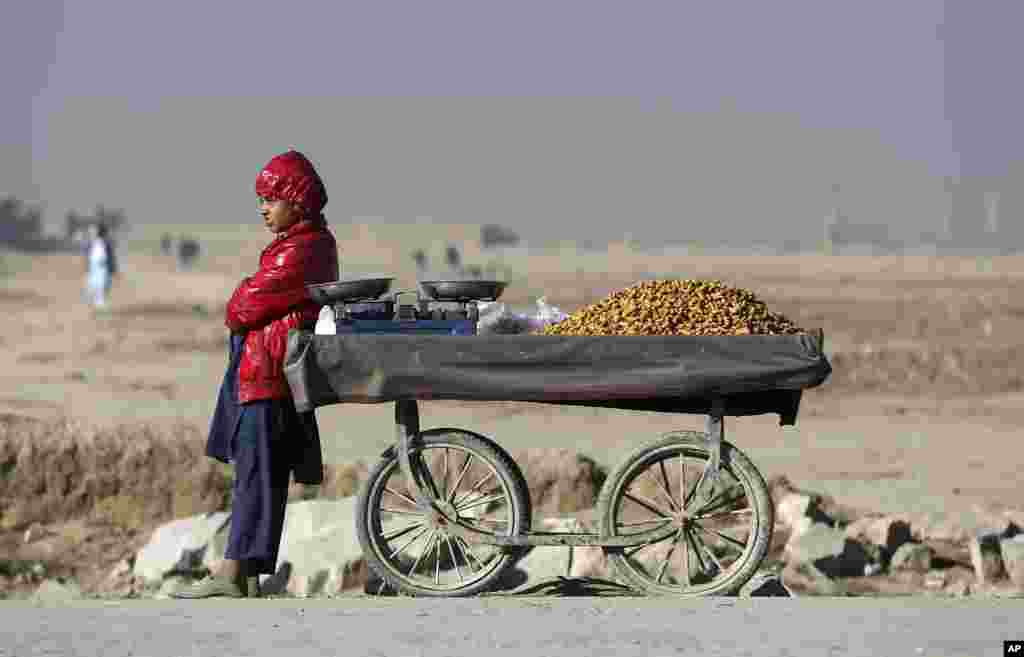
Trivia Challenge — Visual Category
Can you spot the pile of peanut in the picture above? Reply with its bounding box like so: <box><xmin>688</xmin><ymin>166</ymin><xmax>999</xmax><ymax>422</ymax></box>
<box><xmin>541</xmin><ymin>279</ymin><xmax>805</xmax><ymax>336</ymax></box>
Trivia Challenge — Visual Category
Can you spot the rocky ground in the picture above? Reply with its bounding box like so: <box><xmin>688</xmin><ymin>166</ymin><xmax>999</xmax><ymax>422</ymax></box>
<box><xmin>3</xmin><ymin>413</ymin><xmax>1023</xmax><ymax>602</ymax></box>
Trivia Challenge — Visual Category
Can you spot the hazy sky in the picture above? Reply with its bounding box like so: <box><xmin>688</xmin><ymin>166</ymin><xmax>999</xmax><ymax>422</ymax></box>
<box><xmin>8</xmin><ymin>0</ymin><xmax>1012</xmax><ymax>244</ymax></box>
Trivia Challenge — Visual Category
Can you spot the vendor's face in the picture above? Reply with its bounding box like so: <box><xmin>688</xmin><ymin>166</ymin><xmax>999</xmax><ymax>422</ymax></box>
<box><xmin>259</xmin><ymin>197</ymin><xmax>302</xmax><ymax>234</ymax></box>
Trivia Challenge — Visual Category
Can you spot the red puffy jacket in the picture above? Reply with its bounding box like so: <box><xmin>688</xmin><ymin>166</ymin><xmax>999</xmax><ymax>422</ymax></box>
<box><xmin>225</xmin><ymin>218</ymin><xmax>339</xmax><ymax>402</ymax></box>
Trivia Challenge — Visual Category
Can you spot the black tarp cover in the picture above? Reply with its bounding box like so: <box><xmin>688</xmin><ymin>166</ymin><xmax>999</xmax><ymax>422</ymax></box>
<box><xmin>284</xmin><ymin>331</ymin><xmax>831</xmax><ymax>425</ymax></box>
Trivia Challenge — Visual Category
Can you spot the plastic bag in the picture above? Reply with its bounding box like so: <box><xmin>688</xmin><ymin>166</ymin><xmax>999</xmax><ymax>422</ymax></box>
<box><xmin>526</xmin><ymin>296</ymin><xmax>569</xmax><ymax>332</ymax></box>
<box><xmin>477</xmin><ymin>297</ymin><xmax>568</xmax><ymax>335</ymax></box>
<box><xmin>477</xmin><ymin>301</ymin><xmax>532</xmax><ymax>335</ymax></box>
<box><xmin>314</xmin><ymin>305</ymin><xmax>337</xmax><ymax>335</ymax></box>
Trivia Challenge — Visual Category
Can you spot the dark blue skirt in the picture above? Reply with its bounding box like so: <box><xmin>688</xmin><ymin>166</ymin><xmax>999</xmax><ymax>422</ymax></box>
<box><xmin>206</xmin><ymin>333</ymin><xmax>323</xmax><ymax>485</ymax></box>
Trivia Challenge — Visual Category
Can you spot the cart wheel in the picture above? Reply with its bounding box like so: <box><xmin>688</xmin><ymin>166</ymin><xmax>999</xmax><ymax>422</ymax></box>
<box><xmin>356</xmin><ymin>428</ymin><xmax>531</xmax><ymax>597</ymax></box>
<box><xmin>597</xmin><ymin>431</ymin><xmax>773</xmax><ymax>597</ymax></box>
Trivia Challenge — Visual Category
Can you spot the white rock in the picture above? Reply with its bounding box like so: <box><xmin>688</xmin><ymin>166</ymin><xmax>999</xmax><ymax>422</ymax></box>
<box><xmin>923</xmin><ymin>571</ymin><xmax>946</xmax><ymax>590</ymax></box>
<box><xmin>22</xmin><ymin>523</ymin><xmax>48</xmax><ymax>544</ymax></box>
<box><xmin>133</xmin><ymin>512</ymin><xmax>231</xmax><ymax>582</ymax></box>
<box><xmin>999</xmin><ymin>534</ymin><xmax>1024</xmax><ymax>589</ymax></box>
<box><xmin>785</xmin><ymin>524</ymin><xmax>871</xmax><ymax>578</ymax></box>
<box><xmin>969</xmin><ymin>530</ymin><xmax>1006</xmax><ymax>585</ymax></box>
<box><xmin>201</xmin><ymin>521</ymin><xmax>232</xmax><ymax>574</ymax></box>
<box><xmin>776</xmin><ymin>493</ymin><xmax>815</xmax><ymax>538</ymax></box>
<box><xmin>266</xmin><ymin>498</ymin><xmax>366</xmax><ymax>597</ymax></box>
<box><xmin>889</xmin><ymin>543</ymin><xmax>934</xmax><ymax>573</ymax></box>
<box><xmin>945</xmin><ymin>579</ymin><xmax>971</xmax><ymax>598</ymax></box>
<box><xmin>785</xmin><ymin>524</ymin><xmax>844</xmax><ymax>564</ymax></box>
<box><xmin>844</xmin><ymin>516</ymin><xmax>913</xmax><ymax>553</ymax></box>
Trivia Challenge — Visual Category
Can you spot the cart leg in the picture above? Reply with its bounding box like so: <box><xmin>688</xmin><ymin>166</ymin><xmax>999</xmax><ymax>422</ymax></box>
<box><xmin>394</xmin><ymin>399</ymin><xmax>437</xmax><ymax>514</ymax></box>
<box><xmin>699</xmin><ymin>398</ymin><xmax>725</xmax><ymax>502</ymax></box>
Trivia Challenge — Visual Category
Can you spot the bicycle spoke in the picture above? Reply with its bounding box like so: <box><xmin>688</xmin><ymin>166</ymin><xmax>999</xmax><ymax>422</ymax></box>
<box><xmin>440</xmin><ymin>448</ymin><xmax>449</xmax><ymax>500</ymax></box>
<box><xmin>683</xmin><ymin>464</ymin><xmax>708</xmax><ymax>511</ymax></box>
<box><xmin>434</xmin><ymin>534</ymin><xmax>442</xmax><ymax>585</ymax></box>
<box><xmin>444</xmin><ymin>533</ymin><xmax>464</xmax><ymax>582</ymax></box>
<box><xmin>678</xmin><ymin>455</ymin><xmax>687</xmax><ymax>512</ymax></box>
<box><xmin>656</xmin><ymin>460</ymin><xmax>679</xmax><ymax>512</ymax></box>
<box><xmin>655</xmin><ymin>529</ymin><xmax>684</xmax><ymax>584</ymax></box>
<box><xmin>681</xmin><ymin>524</ymin><xmax>691</xmax><ymax>587</ymax></box>
<box><xmin>380</xmin><ymin>507</ymin><xmax>426</xmax><ymax>517</ymax></box>
<box><xmin>693</xmin><ymin>521</ymin><xmax>748</xmax><ymax>553</ymax></box>
<box><xmin>693</xmin><ymin>485</ymin><xmax>745</xmax><ymax>517</ymax></box>
<box><xmin>454</xmin><ymin>535</ymin><xmax>487</xmax><ymax>572</ymax></box>
<box><xmin>456</xmin><ymin>491</ymin><xmax>506</xmax><ymax>514</ymax></box>
<box><xmin>447</xmin><ymin>453</ymin><xmax>475</xmax><ymax>504</ymax></box>
<box><xmin>644</xmin><ymin>470</ymin><xmax>679</xmax><ymax>515</ymax></box>
<box><xmin>382</xmin><ymin>521</ymin><xmax>426</xmax><ymax>542</ymax></box>
<box><xmin>697</xmin><ymin>507</ymin><xmax>753</xmax><ymax>521</ymax></box>
<box><xmin>453</xmin><ymin>470</ymin><xmax>495</xmax><ymax>508</ymax></box>
<box><xmin>384</xmin><ymin>486</ymin><xmax>419</xmax><ymax>508</ymax></box>
<box><xmin>416</xmin><ymin>455</ymin><xmax>442</xmax><ymax>501</ymax></box>
<box><xmin>624</xmin><ymin>490</ymin><xmax>672</xmax><ymax>519</ymax></box>
<box><xmin>623</xmin><ymin>529</ymin><xmax>677</xmax><ymax>558</ymax></box>
<box><xmin>685</xmin><ymin>526</ymin><xmax>709</xmax><ymax>576</ymax></box>
<box><xmin>387</xmin><ymin>524</ymin><xmax>430</xmax><ymax>561</ymax></box>
<box><xmin>408</xmin><ymin>530</ymin><xmax>437</xmax><ymax>578</ymax></box>
<box><xmin>462</xmin><ymin>515</ymin><xmax>508</xmax><ymax>526</ymax></box>
<box><xmin>616</xmin><ymin>517</ymin><xmax>674</xmax><ymax>529</ymax></box>
<box><xmin>688</xmin><ymin>523</ymin><xmax>729</xmax><ymax>568</ymax></box>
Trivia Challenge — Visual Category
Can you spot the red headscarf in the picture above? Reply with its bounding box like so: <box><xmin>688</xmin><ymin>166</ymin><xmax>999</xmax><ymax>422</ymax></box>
<box><xmin>255</xmin><ymin>150</ymin><xmax>328</xmax><ymax>217</ymax></box>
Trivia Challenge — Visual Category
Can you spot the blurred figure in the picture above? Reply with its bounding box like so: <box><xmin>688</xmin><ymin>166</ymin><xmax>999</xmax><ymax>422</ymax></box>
<box><xmin>444</xmin><ymin>243</ymin><xmax>461</xmax><ymax>273</ymax></box>
<box><xmin>83</xmin><ymin>223</ymin><xmax>118</xmax><ymax>310</ymax></box>
<box><xmin>176</xmin><ymin>235</ymin><xmax>201</xmax><ymax>270</ymax></box>
<box><xmin>411</xmin><ymin>248</ymin><xmax>428</xmax><ymax>276</ymax></box>
<box><xmin>160</xmin><ymin>233</ymin><xmax>173</xmax><ymax>256</ymax></box>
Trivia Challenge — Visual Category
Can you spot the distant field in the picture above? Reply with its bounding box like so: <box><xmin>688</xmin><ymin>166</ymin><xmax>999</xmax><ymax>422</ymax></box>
<box><xmin>4</xmin><ymin>232</ymin><xmax>1024</xmax><ymax>520</ymax></box>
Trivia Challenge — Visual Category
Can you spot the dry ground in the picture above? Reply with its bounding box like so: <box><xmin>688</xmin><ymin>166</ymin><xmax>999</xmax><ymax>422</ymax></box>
<box><xmin>2</xmin><ymin>224</ymin><xmax>1023</xmax><ymax>596</ymax></box>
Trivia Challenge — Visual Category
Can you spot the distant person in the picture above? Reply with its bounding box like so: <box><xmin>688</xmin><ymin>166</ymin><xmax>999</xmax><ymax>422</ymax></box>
<box><xmin>172</xmin><ymin>149</ymin><xmax>338</xmax><ymax>599</ymax></box>
<box><xmin>411</xmin><ymin>248</ymin><xmax>428</xmax><ymax>276</ymax></box>
<box><xmin>445</xmin><ymin>243</ymin><xmax>461</xmax><ymax>273</ymax></box>
<box><xmin>160</xmin><ymin>233</ymin><xmax>173</xmax><ymax>256</ymax></box>
<box><xmin>176</xmin><ymin>235</ymin><xmax>200</xmax><ymax>270</ymax></box>
<box><xmin>83</xmin><ymin>223</ymin><xmax>118</xmax><ymax>310</ymax></box>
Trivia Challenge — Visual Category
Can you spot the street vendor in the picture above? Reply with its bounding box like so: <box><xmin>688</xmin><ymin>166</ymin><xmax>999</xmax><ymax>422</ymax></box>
<box><xmin>172</xmin><ymin>149</ymin><xmax>339</xmax><ymax>599</ymax></box>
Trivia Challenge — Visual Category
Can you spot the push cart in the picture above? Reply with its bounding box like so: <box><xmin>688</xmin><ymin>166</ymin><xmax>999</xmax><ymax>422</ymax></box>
<box><xmin>284</xmin><ymin>329</ymin><xmax>831</xmax><ymax>598</ymax></box>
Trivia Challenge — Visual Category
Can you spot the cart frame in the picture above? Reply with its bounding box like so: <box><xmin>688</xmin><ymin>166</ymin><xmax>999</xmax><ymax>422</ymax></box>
<box><xmin>391</xmin><ymin>397</ymin><xmax>729</xmax><ymax>549</ymax></box>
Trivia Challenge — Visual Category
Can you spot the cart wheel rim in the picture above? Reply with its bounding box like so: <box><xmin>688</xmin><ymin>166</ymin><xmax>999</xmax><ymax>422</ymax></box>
<box><xmin>605</xmin><ymin>444</ymin><xmax>767</xmax><ymax>596</ymax></box>
<box><xmin>364</xmin><ymin>443</ymin><xmax>518</xmax><ymax>592</ymax></box>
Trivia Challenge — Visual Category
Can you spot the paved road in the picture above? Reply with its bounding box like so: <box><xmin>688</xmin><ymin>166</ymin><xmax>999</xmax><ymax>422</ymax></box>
<box><xmin>1</xmin><ymin>597</ymin><xmax>1021</xmax><ymax>657</ymax></box>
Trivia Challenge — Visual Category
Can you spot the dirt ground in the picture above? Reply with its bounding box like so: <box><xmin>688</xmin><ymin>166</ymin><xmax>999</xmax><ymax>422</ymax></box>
<box><xmin>2</xmin><ymin>226</ymin><xmax>1023</xmax><ymax>596</ymax></box>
